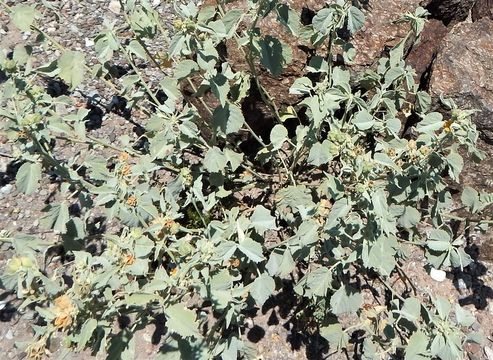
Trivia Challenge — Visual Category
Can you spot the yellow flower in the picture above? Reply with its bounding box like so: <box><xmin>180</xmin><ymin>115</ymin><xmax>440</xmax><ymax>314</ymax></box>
<box><xmin>152</xmin><ymin>216</ymin><xmax>180</xmax><ymax>237</ymax></box>
<box><xmin>170</xmin><ymin>267</ymin><xmax>179</xmax><ymax>276</ymax></box>
<box><xmin>419</xmin><ymin>146</ymin><xmax>431</xmax><ymax>156</ymax></box>
<box><xmin>386</xmin><ymin>148</ymin><xmax>397</xmax><ymax>157</ymax></box>
<box><xmin>443</xmin><ymin>119</ymin><xmax>453</xmax><ymax>133</ymax></box>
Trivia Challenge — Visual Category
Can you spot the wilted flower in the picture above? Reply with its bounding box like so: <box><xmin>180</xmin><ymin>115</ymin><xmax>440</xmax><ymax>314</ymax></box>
<box><xmin>52</xmin><ymin>294</ymin><xmax>76</xmax><ymax>330</ymax></box>
<box><xmin>126</xmin><ymin>195</ymin><xmax>137</xmax><ymax>207</ymax></box>
<box><xmin>120</xmin><ymin>164</ymin><xmax>132</xmax><ymax>176</ymax></box>
<box><xmin>26</xmin><ymin>338</ymin><xmax>47</xmax><ymax>360</ymax></box>
<box><xmin>122</xmin><ymin>252</ymin><xmax>135</xmax><ymax>266</ymax></box>
<box><xmin>229</xmin><ymin>258</ymin><xmax>240</xmax><ymax>268</ymax></box>
<box><xmin>118</xmin><ymin>151</ymin><xmax>130</xmax><ymax>162</ymax></box>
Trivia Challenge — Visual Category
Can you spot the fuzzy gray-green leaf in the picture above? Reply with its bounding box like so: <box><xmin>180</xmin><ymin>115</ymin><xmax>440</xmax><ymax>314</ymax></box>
<box><xmin>15</xmin><ymin>162</ymin><xmax>42</xmax><ymax>195</ymax></box>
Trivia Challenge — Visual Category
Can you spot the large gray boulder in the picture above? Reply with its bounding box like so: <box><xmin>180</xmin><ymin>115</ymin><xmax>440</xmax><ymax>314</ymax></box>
<box><xmin>472</xmin><ymin>0</ymin><xmax>493</xmax><ymax>21</ymax></box>
<box><xmin>422</xmin><ymin>0</ymin><xmax>476</xmax><ymax>25</ymax></box>
<box><xmin>429</xmin><ymin>18</ymin><xmax>493</xmax><ymax>142</ymax></box>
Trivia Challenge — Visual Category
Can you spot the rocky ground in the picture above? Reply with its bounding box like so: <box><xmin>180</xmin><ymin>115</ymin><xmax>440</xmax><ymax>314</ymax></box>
<box><xmin>1</xmin><ymin>0</ymin><xmax>493</xmax><ymax>359</ymax></box>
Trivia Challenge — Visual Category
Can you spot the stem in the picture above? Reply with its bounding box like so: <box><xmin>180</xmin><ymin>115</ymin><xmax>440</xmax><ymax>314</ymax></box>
<box><xmin>278</xmin><ymin>150</ymin><xmax>296</xmax><ymax>186</ymax></box>
<box><xmin>378</xmin><ymin>275</ymin><xmax>405</xmax><ymax>302</ymax></box>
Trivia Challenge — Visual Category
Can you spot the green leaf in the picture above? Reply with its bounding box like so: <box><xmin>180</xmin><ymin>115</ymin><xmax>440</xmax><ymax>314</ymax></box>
<box><xmin>416</xmin><ymin>91</ymin><xmax>431</xmax><ymax>113</ymax></box>
<box><xmin>127</xmin><ymin>40</ymin><xmax>147</xmax><ymax>60</ymax></box>
<box><xmin>237</xmin><ymin>238</ymin><xmax>264</xmax><ymax>263</ymax></box>
<box><xmin>222</xmin><ymin>9</ymin><xmax>244</xmax><ymax>37</ymax></box>
<box><xmin>289</xmin><ymin>77</ymin><xmax>312</xmax><ymax>95</ymax></box>
<box><xmin>427</xmin><ymin>228</ymin><xmax>452</xmax><ymax>252</ymax></box>
<box><xmin>258</xmin><ymin>36</ymin><xmax>285</xmax><ymax>76</ymax></box>
<box><xmin>250</xmin><ymin>273</ymin><xmax>275</xmax><ymax>306</ymax></box>
<box><xmin>40</xmin><ymin>202</ymin><xmax>70</xmax><ymax>234</ymax></box>
<box><xmin>353</xmin><ymin>110</ymin><xmax>375</xmax><ymax>131</ymax></box>
<box><xmin>330</xmin><ymin>285</ymin><xmax>362</xmax><ymax>315</ymax></box>
<box><xmin>435</xmin><ymin>297</ymin><xmax>451</xmax><ymax>320</ymax></box>
<box><xmin>312</xmin><ymin>8</ymin><xmax>335</xmax><ymax>35</ymax></box>
<box><xmin>347</xmin><ymin>6</ymin><xmax>365</xmax><ymax>34</ymax></box>
<box><xmin>250</xmin><ymin>205</ymin><xmax>276</xmax><ymax>234</ymax></box>
<box><xmin>386</xmin><ymin>117</ymin><xmax>402</xmax><ymax>135</ymax></box>
<box><xmin>276</xmin><ymin>4</ymin><xmax>301</xmax><ymax>36</ymax></box>
<box><xmin>174</xmin><ymin>60</ymin><xmax>199</xmax><ymax>80</ymax></box>
<box><xmin>320</xmin><ymin>324</ymin><xmax>349</xmax><ymax>351</ymax></box>
<box><xmin>450</xmin><ymin>247</ymin><xmax>472</xmax><ymax>269</ymax></box>
<box><xmin>266</xmin><ymin>249</ymin><xmax>295</xmax><ymax>277</ymax></box>
<box><xmin>77</xmin><ymin>318</ymin><xmax>98</xmax><ymax>351</ymax></box>
<box><xmin>366</xmin><ymin>236</ymin><xmax>397</xmax><ymax>276</ymax></box>
<box><xmin>405</xmin><ymin>331</ymin><xmax>429</xmax><ymax>360</ymax></box>
<box><xmin>461</xmin><ymin>186</ymin><xmax>480</xmax><ymax>212</ymax></box>
<box><xmin>10</xmin><ymin>4</ymin><xmax>38</xmax><ymax>31</ymax></box>
<box><xmin>399</xmin><ymin>298</ymin><xmax>421</xmax><ymax>322</ymax></box>
<box><xmin>212</xmin><ymin>102</ymin><xmax>244</xmax><ymax>135</ymax></box>
<box><xmin>398</xmin><ymin>206</ymin><xmax>421</xmax><ymax>229</ymax></box>
<box><xmin>374</xmin><ymin>153</ymin><xmax>399</xmax><ymax>171</ymax></box>
<box><xmin>454</xmin><ymin>304</ymin><xmax>475</xmax><ymax>327</ymax></box>
<box><xmin>126</xmin><ymin>293</ymin><xmax>159</xmax><ymax>306</ymax></box>
<box><xmin>209</xmin><ymin>73</ymin><xmax>230</xmax><ymax>107</ymax></box>
<box><xmin>325</xmin><ymin>198</ymin><xmax>351</xmax><ymax>228</ymax></box>
<box><xmin>429</xmin><ymin>228</ymin><xmax>451</xmax><ymax>242</ymax></box>
<box><xmin>15</xmin><ymin>162</ymin><xmax>42</xmax><ymax>195</ymax></box>
<box><xmin>224</xmin><ymin>148</ymin><xmax>243</xmax><ymax>171</ymax></box>
<box><xmin>446</xmin><ymin>151</ymin><xmax>463</xmax><ymax>181</ymax></box>
<box><xmin>58</xmin><ymin>51</ymin><xmax>86</xmax><ymax>89</ymax></box>
<box><xmin>307</xmin><ymin>56</ymin><xmax>328</xmax><ymax>73</ymax></box>
<box><xmin>307</xmin><ymin>140</ymin><xmax>332</xmax><ymax>166</ymax></box>
<box><xmin>270</xmin><ymin>124</ymin><xmax>288</xmax><ymax>150</ymax></box>
<box><xmin>165</xmin><ymin>304</ymin><xmax>200</xmax><ymax>338</ymax></box>
<box><xmin>416</xmin><ymin>112</ymin><xmax>443</xmax><ymax>133</ymax></box>
<box><xmin>203</xmin><ymin>146</ymin><xmax>227</xmax><ymax>173</ymax></box>
<box><xmin>295</xmin><ymin>220</ymin><xmax>319</xmax><ymax>247</ymax></box>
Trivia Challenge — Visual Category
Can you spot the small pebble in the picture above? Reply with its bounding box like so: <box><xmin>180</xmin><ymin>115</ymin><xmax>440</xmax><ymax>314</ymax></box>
<box><xmin>108</xmin><ymin>0</ymin><xmax>121</xmax><ymax>14</ymax></box>
<box><xmin>457</xmin><ymin>278</ymin><xmax>468</xmax><ymax>290</ymax></box>
<box><xmin>5</xmin><ymin>329</ymin><xmax>13</xmax><ymax>340</ymax></box>
<box><xmin>430</xmin><ymin>268</ymin><xmax>446</xmax><ymax>282</ymax></box>
<box><xmin>485</xmin><ymin>346</ymin><xmax>493</xmax><ymax>360</ymax></box>
<box><xmin>85</xmin><ymin>37</ymin><xmax>94</xmax><ymax>47</ymax></box>
<box><xmin>0</xmin><ymin>184</ymin><xmax>13</xmax><ymax>196</ymax></box>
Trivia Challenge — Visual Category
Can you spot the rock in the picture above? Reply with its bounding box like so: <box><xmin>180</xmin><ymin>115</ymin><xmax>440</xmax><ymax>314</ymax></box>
<box><xmin>0</xmin><ymin>184</ymin><xmax>13</xmax><ymax>196</ymax></box>
<box><xmin>471</xmin><ymin>321</ymin><xmax>481</xmax><ymax>331</ymax></box>
<box><xmin>351</xmin><ymin>0</ymin><xmax>422</xmax><ymax>68</ymax></box>
<box><xmin>84</xmin><ymin>37</ymin><xmax>94</xmax><ymax>47</ymax></box>
<box><xmin>430</xmin><ymin>268</ymin><xmax>447</xmax><ymax>282</ymax></box>
<box><xmin>457</xmin><ymin>277</ymin><xmax>468</xmax><ymax>291</ymax></box>
<box><xmin>429</xmin><ymin>18</ymin><xmax>493</xmax><ymax>142</ymax></box>
<box><xmin>4</xmin><ymin>329</ymin><xmax>13</xmax><ymax>340</ymax></box>
<box><xmin>108</xmin><ymin>0</ymin><xmax>121</xmax><ymax>15</ymax></box>
<box><xmin>423</xmin><ymin>0</ymin><xmax>476</xmax><ymax>25</ymax></box>
<box><xmin>406</xmin><ymin>19</ymin><xmax>449</xmax><ymax>83</ymax></box>
<box><xmin>200</xmin><ymin>0</ymin><xmax>426</xmax><ymax>113</ymax></box>
<box><xmin>485</xmin><ymin>346</ymin><xmax>493</xmax><ymax>360</ymax></box>
<box><xmin>472</xmin><ymin>0</ymin><xmax>493</xmax><ymax>22</ymax></box>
